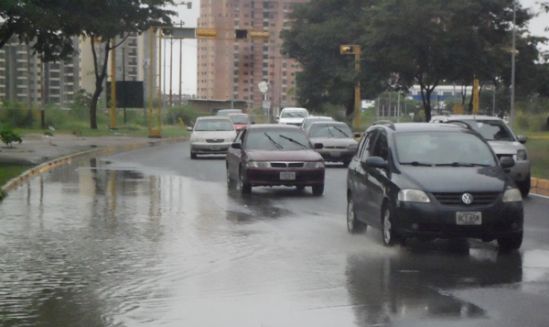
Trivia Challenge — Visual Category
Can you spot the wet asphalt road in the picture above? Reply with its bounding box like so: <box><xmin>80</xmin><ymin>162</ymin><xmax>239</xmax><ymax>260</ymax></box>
<box><xmin>1</xmin><ymin>141</ymin><xmax>549</xmax><ymax>327</ymax></box>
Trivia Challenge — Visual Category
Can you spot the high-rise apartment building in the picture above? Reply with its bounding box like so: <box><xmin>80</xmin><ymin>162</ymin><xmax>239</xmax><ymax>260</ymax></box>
<box><xmin>197</xmin><ymin>0</ymin><xmax>307</xmax><ymax>110</ymax></box>
<box><xmin>0</xmin><ymin>38</ymin><xmax>80</xmax><ymax>105</ymax></box>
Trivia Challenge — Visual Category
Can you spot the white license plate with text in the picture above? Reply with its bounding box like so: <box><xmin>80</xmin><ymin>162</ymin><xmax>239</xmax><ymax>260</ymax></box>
<box><xmin>456</xmin><ymin>212</ymin><xmax>482</xmax><ymax>225</ymax></box>
<box><xmin>280</xmin><ymin>172</ymin><xmax>296</xmax><ymax>181</ymax></box>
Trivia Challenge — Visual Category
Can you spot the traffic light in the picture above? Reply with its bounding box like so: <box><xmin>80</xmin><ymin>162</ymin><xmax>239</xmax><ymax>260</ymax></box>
<box><xmin>196</xmin><ymin>28</ymin><xmax>217</xmax><ymax>38</ymax></box>
<box><xmin>235</xmin><ymin>29</ymin><xmax>248</xmax><ymax>39</ymax></box>
<box><xmin>340</xmin><ymin>44</ymin><xmax>359</xmax><ymax>55</ymax></box>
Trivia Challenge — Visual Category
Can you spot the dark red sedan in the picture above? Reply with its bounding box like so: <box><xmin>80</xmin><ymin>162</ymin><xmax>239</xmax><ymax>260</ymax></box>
<box><xmin>226</xmin><ymin>125</ymin><xmax>325</xmax><ymax>195</ymax></box>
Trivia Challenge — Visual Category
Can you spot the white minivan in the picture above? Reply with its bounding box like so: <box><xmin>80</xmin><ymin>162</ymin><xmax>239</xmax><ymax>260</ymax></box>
<box><xmin>277</xmin><ymin>107</ymin><xmax>309</xmax><ymax>126</ymax></box>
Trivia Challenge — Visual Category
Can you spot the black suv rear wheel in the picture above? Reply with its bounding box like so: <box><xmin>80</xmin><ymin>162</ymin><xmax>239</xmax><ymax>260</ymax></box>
<box><xmin>382</xmin><ymin>207</ymin><xmax>398</xmax><ymax>246</ymax></box>
<box><xmin>347</xmin><ymin>197</ymin><xmax>366</xmax><ymax>234</ymax></box>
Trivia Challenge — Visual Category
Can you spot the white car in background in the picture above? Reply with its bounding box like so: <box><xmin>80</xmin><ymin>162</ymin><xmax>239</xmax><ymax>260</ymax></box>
<box><xmin>430</xmin><ymin>115</ymin><xmax>531</xmax><ymax>196</ymax></box>
<box><xmin>277</xmin><ymin>107</ymin><xmax>309</xmax><ymax>126</ymax></box>
<box><xmin>189</xmin><ymin>116</ymin><xmax>237</xmax><ymax>159</ymax></box>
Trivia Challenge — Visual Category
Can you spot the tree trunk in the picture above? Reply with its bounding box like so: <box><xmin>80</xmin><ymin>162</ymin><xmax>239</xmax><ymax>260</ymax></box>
<box><xmin>419</xmin><ymin>86</ymin><xmax>433</xmax><ymax>122</ymax></box>
<box><xmin>90</xmin><ymin>87</ymin><xmax>102</xmax><ymax>129</ymax></box>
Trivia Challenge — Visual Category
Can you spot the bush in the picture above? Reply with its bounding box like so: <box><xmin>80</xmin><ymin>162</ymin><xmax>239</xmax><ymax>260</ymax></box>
<box><xmin>0</xmin><ymin>101</ymin><xmax>34</xmax><ymax>128</ymax></box>
<box><xmin>0</xmin><ymin>128</ymin><xmax>22</xmax><ymax>147</ymax></box>
<box><xmin>165</xmin><ymin>106</ymin><xmax>202</xmax><ymax>126</ymax></box>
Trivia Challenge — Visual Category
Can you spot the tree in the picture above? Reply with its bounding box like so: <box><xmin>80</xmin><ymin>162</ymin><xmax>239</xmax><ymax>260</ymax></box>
<box><xmin>282</xmin><ymin>0</ymin><xmax>384</xmax><ymax>117</ymax></box>
<box><xmin>73</xmin><ymin>0</ymin><xmax>173</xmax><ymax>129</ymax></box>
<box><xmin>0</xmin><ymin>0</ymin><xmax>80</xmax><ymax>61</ymax></box>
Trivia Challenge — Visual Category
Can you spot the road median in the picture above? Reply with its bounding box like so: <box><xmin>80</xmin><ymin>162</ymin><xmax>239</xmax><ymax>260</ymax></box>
<box><xmin>0</xmin><ymin>135</ymin><xmax>186</xmax><ymax>201</ymax></box>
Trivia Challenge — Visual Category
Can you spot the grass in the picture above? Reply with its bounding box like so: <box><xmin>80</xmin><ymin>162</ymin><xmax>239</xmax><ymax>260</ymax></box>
<box><xmin>0</xmin><ymin>163</ymin><xmax>32</xmax><ymax>188</ymax></box>
<box><xmin>525</xmin><ymin>132</ymin><xmax>549</xmax><ymax>180</ymax></box>
<box><xmin>13</xmin><ymin>123</ymin><xmax>189</xmax><ymax>138</ymax></box>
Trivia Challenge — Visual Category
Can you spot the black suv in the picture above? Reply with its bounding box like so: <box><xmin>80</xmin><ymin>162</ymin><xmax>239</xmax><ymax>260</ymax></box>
<box><xmin>346</xmin><ymin>123</ymin><xmax>523</xmax><ymax>251</ymax></box>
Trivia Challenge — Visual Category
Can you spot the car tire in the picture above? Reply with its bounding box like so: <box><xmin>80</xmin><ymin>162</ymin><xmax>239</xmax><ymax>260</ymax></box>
<box><xmin>226</xmin><ymin>166</ymin><xmax>235</xmax><ymax>189</ymax></box>
<box><xmin>381</xmin><ymin>206</ymin><xmax>398</xmax><ymax>247</ymax></box>
<box><xmin>517</xmin><ymin>174</ymin><xmax>530</xmax><ymax>198</ymax></box>
<box><xmin>190</xmin><ymin>151</ymin><xmax>197</xmax><ymax>159</ymax></box>
<box><xmin>498</xmin><ymin>232</ymin><xmax>523</xmax><ymax>252</ymax></box>
<box><xmin>238</xmin><ymin>169</ymin><xmax>252</xmax><ymax>194</ymax></box>
<box><xmin>312</xmin><ymin>184</ymin><xmax>324</xmax><ymax>196</ymax></box>
<box><xmin>347</xmin><ymin>197</ymin><xmax>366</xmax><ymax>234</ymax></box>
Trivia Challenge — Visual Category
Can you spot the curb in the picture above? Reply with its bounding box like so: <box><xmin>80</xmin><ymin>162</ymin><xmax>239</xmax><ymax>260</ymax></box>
<box><xmin>532</xmin><ymin>177</ymin><xmax>549</xmax><ymax>197</ymax></box>
<box><xmin>0</xmin><ymin>136</ymin><xmax>187</xmax><ymax>199</ymax></box>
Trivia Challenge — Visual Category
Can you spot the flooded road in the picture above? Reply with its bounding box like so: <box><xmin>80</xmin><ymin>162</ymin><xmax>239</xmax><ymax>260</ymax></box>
<box><xmin>1</xmin><ymin>142</ymin><xmax>549</xmax><ymax>326</ymax></box>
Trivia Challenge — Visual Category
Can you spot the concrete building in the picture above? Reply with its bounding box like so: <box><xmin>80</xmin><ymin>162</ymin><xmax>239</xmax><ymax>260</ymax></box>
<box><xmin>1</xmin><ymin>33</ymin><xmax>150</xmax><ymax>108</ymax></box>
<box><xmin>197</xmin><ymin>0</ymin><xmax>307</xmax><ymax>111</ymax></box>
<box><xmin>0</xmin><ymin>38</ymin><xmax>80</xmax><ymax>106</ymax></box>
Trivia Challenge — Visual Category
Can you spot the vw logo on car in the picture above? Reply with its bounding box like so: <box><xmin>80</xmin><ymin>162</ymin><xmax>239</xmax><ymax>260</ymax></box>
<box><xmin>461</xmin><ymin>193</ymin><xmax>474</xmax><ymax>205</ymax></box>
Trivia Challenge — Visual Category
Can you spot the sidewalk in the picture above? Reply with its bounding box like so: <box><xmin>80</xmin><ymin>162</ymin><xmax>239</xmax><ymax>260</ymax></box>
<box><xmin>0</xmin><ymin>133</ymin><xmax>169</xmax><ymax>165</ymax></box>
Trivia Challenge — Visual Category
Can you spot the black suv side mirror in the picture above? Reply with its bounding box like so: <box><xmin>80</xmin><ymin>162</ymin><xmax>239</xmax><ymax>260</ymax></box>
<box><xmin>362</xmin><ymin>156</ymin><xmax>388</xmax><ymax>169</ymax></box>
<box><xmin>517</xmin><ymin>135</ymin><xmax>527</xmax><ymax>144</ymax></box>
<box><xmin>500</xmin><ymin>156</ymin><xmax>515</xmax><ymax>170</ymax></box>
<box><xmin>314</xmin><ymin>143</ymin><xmax>323</xmax><ymax>150</ymax></box>
<box><xmin>231</xmin><ymin>142</ymin><xmax>242</xmax><ymax>149</ymax></box>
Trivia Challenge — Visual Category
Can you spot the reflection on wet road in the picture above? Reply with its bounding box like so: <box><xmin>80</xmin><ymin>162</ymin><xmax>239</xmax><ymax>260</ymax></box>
<box><xmin>1</xmin><ymin>142</ymin><xmax>549</xmax><ymax>326</ymax></box>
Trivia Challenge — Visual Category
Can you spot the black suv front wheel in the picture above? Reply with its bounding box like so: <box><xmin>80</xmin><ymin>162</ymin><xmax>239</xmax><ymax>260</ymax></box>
<box><xmin>382</xmin><ymin>207</ymin><xmax>398</xmax><ymax>246</ymax></box>
<box><xmin>498</xmin><ymin>232</ymin><xmax>523</xmax><ymax>252</ymax></box>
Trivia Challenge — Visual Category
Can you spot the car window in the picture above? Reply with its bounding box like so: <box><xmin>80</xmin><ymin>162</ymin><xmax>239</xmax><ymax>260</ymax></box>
<box><xmin>308</xmin><ymin>124</ymin><xmax>352</xmax><ymax>138</ymax></box>
<box><xmin>244</xmin><ymin>130</ymin><xmax>311</xmax><ymax>151</ymax></box>
<box><xmin>463</xmin><ymin>120</ymin><xmax>515</xmax><ymax>141</ymax></box>
<box><xmin>371</xmin><ymin>132</ymin><xmax>389</xmax><ymax>160</ymax></box>
<box><xmin>194</xmin><ymin>120</ymin><xmax>234</xmax><ymax>131</ymax></box>
<box><xmin>359</xmin><ymin>131</ymin><xmax>376</xmax><ymax>161</ymax></box>
<box><xmin>229</xmin><ymin>114</ymin><xmax>249</xmax><ymax>124</ymax></box>
<box><xmin>395</xmin><ymin>131</ymin><xmax>496</xmax><ymax>166</ymax></box>
<box><xmin>281</xmin><ymin>110</ymin><xmax>308</xmax><ymax>118</ymax></box>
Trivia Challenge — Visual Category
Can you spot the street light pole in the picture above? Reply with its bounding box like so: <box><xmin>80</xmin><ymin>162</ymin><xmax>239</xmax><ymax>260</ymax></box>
<box><xmin>510</xmin><ymin>0</ymin><xmax>517</xmax><ymax>124</ymax></box>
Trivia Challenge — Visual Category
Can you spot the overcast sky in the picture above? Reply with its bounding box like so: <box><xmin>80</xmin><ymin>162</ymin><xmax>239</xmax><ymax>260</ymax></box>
<box><xmin>166</xmin><ymin>0</ymin><xmax>548</xmax><ymax>96</ymax></box>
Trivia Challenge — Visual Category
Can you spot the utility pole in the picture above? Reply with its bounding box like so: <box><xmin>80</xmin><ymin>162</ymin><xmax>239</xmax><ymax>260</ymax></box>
<box><xmin>340</xmin><ymin>44</ymin><xmax>362</xmax><ymax>130</ymax></box>
<box><xmin>179</xmin><ymin>21</ymin><xmax>183</xmax><ymax>106</ymax></box>
<box><xmin>122</xmin><ymin>46</ymin><xmax>127</xmax><ymax>124</ymax></box>
<box><xmin>109</xmin><ymin>38</ymin><xmax>117</xmax><ymax>129</ymax></box>
<box><xmin>169</xmin><ymin>34</ymin><xmax>173</xmax><ymax>108</ymax></box>
<box><xmin>510</xmin><ymin>0</ymin><xmax>517</xmax><ymax>124</ymax></box>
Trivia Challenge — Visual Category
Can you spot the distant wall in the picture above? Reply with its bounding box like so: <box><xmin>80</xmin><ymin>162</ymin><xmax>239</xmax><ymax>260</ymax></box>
<box><xmin>187</xmin><ymin>99</ymin><xmax>248</xmax><ymax>114</ymax></box>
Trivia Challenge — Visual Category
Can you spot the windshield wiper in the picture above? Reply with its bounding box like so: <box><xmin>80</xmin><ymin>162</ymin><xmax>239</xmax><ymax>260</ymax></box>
<box><xmin>435</xmin><ymin>162</ymin><xmax>490</xmax><ymax>167</ymax></box>
<box><xmin>400</xmin><ymin>161</ymin><xmax>433</xmax><ymax>167</ymax></box>
<box><xmin>332</xmin><ymin>126</ymin><xmax>351</xmax><ymax>137</ymax></box>
<box><xmin>279</xmin><ymin>134</ymin><xmax>308</xmax><ymax>149</ymax></box>
<box><xmin>264</xmin><ymin>132</ymin><xmax>283</xmax><ymax>150</ymax></box>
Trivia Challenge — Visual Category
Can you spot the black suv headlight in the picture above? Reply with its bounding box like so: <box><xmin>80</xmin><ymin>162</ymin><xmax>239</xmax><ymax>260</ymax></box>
<box><xmin>398</xmin><ymin>189</ymin><xmax>431</xmax><ymax>203</ymax></box>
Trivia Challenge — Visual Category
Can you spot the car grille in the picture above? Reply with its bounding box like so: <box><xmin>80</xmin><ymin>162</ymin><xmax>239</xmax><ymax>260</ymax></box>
<box><xmin>432</xmin><ymin>192</ymin><xmax>500</xmax><ymax>206</ymax></box>
<box><xmin>270</xmin><ymin>162</ymin><xmax>305</xmax><ymax>168</ymax></box>
<box><xmin>206</xmin><ymin>139</ymin><xmax>224</xmax><ymax>143</ymax></box>
<box><xmin>497</xmin><ymin>154</ymin><xmax>514</xmax><ymax>160</ymax></box>
<box><xmin>324</xmin><ymin>146</ymin><xmax>347</xmax><ymax>149</ymax></box>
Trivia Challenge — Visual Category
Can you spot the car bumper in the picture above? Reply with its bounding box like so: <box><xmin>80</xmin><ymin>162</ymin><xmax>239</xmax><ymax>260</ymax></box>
<box><xmin>244</xmin><ymin>168</ymin><xmax>325</xmax><ymax>187</ymax></box>
<box><xmin>508</xmin><ymin>160</ymin><xmax>530</xmax><ymax>182</ymax></box>
<box><xmin>318</xmin><ymin>149</ymin><xmax>354</xmax><ymax>162</ymax></box>
<box><xmin>191</xmin><ymin>142</ymin><xmax>232</xmax><ymax>154</ymax></box>
<box><xmin>394</xmin><ymin>201</ymin><xmax>523</xmax><ymax>240</ymax></box>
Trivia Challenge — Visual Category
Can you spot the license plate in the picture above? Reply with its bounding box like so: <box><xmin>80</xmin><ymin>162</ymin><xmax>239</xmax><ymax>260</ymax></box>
<box><xmin>456</xmin><ymin>212</ymin><xmax>482</xmax><ymax>225</ymax></box>
<box><xmin>280</xmin><ymin>171</ymin><xmax>296</xmax><ymax>181</ymax></box>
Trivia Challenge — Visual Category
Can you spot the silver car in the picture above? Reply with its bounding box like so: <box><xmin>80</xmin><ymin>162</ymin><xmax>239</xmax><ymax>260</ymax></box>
<box><xmin>190</xmin><ymin>116</ymin><xmax>237</xmax><ymax>159</ymax></box>
<box><xmin>307</xmin><ymin>121</ymin><xmax>358</xmax><ymax>166</ymax></box>
<box><xmin>431</xmin><ymin>115</ymin><xmax>531</xmax><ymax>196</ymax></box>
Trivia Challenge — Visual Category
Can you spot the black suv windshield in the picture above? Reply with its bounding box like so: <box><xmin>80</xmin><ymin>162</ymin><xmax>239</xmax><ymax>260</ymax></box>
<box><xmin>395</xmin><ymin>132</ymin><xmax>496</xmax><ymax>166</ymax></box>
<box><xmin>246</xmin><ymin>130</ymin><xmax>311</xmax><ymax>151</ymax></box>
<box><xmin>461</xmin><ymin>120</ymin><xmax>515</xmax><ymax>141</ymax></box>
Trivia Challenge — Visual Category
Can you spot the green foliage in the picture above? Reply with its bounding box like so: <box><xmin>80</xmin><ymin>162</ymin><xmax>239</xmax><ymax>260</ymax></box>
<box><xmin>0</xmin><ymin>101</ymin><xmax>34</xmax><ymax>128</ymax></box>
<box><xmin>0</xmin><ymin>127</ymin><xmax>22</xmax><ymax>147</ymax></box>
<box><xmin>165</xmin><ymin>106</ymin><xmax>203</xmax><ymax>126</ymax></box>
<box><xmin>282</xmin><ymin>0</ymin><xmax>542</xmax><ymax>122</ymax></box>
